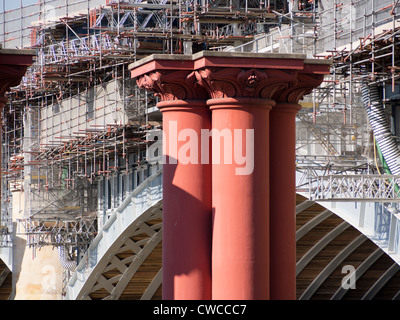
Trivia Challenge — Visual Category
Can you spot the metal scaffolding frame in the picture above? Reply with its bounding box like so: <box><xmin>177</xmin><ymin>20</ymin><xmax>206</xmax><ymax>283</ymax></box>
<box><xmin>294</xmin><ymin>0</ymin><xmax>400</xmax><ymax>201</ymax></box>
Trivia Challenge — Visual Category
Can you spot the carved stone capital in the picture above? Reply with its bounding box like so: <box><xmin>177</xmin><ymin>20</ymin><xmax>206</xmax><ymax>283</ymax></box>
<box><xmin>0</xmin><ymin>64</ymin><xmax>29</xmax><ymax>101</ymax></box>
<box><xmin>274</xmin><ymin>73</ymin><xmax>325</xmax><ymax>104</ymax></box>
<box><xmin>195</xmin><ymin>67</ymin><xmax>300</xmax><ymax>100</ymax></box>
<box><xmin>136</xmin><ymin>70</ymin><xmax>208</xmax><ymax>101</ymax></box>
<box><xmin>131</xmin><ymin>53</ymin><xmax>330</xmax><ymax>105</ymax></box>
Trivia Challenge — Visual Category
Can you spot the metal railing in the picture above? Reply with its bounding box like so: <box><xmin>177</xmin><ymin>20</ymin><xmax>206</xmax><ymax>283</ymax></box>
<box><xmin>300</xmin><ymin>173</ymin><xmax>400</xmax><ymax>202</ymax></box>
<box><xmin>64</xmin><ymin>166</ymin><xmax>162</xmax><ymax>299</ymax></box>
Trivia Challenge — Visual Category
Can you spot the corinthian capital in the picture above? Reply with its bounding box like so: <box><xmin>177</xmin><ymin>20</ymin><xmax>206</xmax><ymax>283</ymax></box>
<box><xmin>274</xmin><ymin>73</ymin><xmax>325</xmax><ymax>104</ymax></box>
<box><xmin>130</xmin><ymin>52</ymin><xmax>331</xmax><ymax>104</ymax></box>
<box><xmin>0</xmin><ymin>65</ymin><xmax>29</xmax><ymax>100</ymax></box>
<box><xmin>195</xmin><ymin>67</ymin><xmax>300</xmax><ymax>100</ymax></box>
<box><xmin>136</xmin><ymin>70</ymin><xmax>208</xmax><ymax>101</ymax></box>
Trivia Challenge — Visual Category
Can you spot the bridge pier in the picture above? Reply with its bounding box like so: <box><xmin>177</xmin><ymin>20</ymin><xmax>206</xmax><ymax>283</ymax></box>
<box><xmin>0</xmin><ymin>49</ymin><xmax>36</xmax><ymax>299</ymax></box>
<box><xmin>130</xmin><ymin>52</ymin><xmax>330</xmax><ymax>300</ymax></box>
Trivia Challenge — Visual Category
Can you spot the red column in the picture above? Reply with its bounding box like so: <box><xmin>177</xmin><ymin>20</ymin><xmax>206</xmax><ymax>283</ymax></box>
<box><xmin>209</xmin><ymin>97</ymin><xmax>273</xmax><ymax>299</ymax></box>
<box><xmin>269</xmin><ymin>102</ymin><xmax>301</xmax><ymax>300</ymax></box>
<box><xmin>268</xmin><ymin>71</ymin><xmax>326</xmax><ymax>300</ymax></box>
<box><xmin>195</xmin><ymin>66</ymin><xmax>300</xmax><ymax>299</ymax></box>
<box><xmin>130</xmin><ymin>54</ymin><xmax>330</xmax><ymax>301</ymax></box>
<box><xmin>135</xmin><ymin>69</ymin><xmax>212</xmax><ymax>300</ymax></box>
<box><xmin>159</xmin><ymin>99</ymin><xmax>212</xmax><ymax>300</ymax></box>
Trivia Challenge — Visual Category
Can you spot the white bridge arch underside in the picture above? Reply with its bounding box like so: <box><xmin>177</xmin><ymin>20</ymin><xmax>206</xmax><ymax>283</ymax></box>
<box><xmin>66</xmin><ymin>169</ymin><xmax>163</xmax><ymax>300</ymax></box>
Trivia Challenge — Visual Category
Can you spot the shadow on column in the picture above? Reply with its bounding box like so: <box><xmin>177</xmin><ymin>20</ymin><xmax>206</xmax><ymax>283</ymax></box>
<box><xmin>162</xmin><ymin>155</ymin><xmax>212</xmax><ymax>300</ymax></box>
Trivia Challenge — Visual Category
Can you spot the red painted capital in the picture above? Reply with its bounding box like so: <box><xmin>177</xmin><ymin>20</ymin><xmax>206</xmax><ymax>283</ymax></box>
<box><xmin>0</xmin><ymin>64</ymin><xmax>29</xmax><ymax>110</ymax></box>
<box><xmin>194</xmin><ymin>67</ymin><xmax>299</xmax><ymax>100</ymax></box>
<box><xmin>136</xmin><ymin>70</ymin><xmax>208</xmax><ymax>101</ymax></box>
<box><xmin>0</xmin><ymin>96</ymin><xmax>7</xmax><ymax>109</ymax></box>
<box><xmin>274</xmin><ymin>72</ymin><xmax>325</xmax><ymax>104</ymax></box>
<box><xmin>130</xmin><ymin>52</ymin><xmax>330</xmax><ymax>103</ymax></box>
<box><xmin>194</xmin><ymin>67</ymin><xmax>325</xmax><ymax>104</ymax></box>
<box><xmin>0</xmin><ymin>64</ymin><xmax>29</xmax><ymax>101</ymax></box>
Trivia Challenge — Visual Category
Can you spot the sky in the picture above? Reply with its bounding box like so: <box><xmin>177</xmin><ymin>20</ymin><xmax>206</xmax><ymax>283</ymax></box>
<box><xmin>1</xmin><ymin>0</ymin><xmax>38</xmax><ymax>12</ymax></box>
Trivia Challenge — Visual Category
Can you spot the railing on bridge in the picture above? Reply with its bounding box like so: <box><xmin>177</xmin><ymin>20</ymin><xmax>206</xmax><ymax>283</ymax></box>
<box><xmin>64</xmin><ymin>167</ymin><xmax>162</xmax><ymax>300</ymax></box>
<box><xmin>302</xmin><ymin>174</ymin><xmax>400</xmax><ymax>202</ymax></box>
<box><xmin>296</xmin><ymin>167</ymin><xmax>400</xmax><ymax>266</ymax></box>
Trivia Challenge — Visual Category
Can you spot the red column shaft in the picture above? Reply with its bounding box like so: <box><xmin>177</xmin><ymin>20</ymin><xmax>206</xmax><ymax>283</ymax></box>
<box><xmin>159</xmin><ymin>100</ymin><xmax>212</xmax><ymax>300</ymax></box>
<box><xmin>269</xmin><ymin>102</ymin><xmax>301</xmax><ymax>300</ymax></box>
<box><xmin>209</xmin><ymin>97</ymin><xmax>274</xmax><ymax>300</ymax></box>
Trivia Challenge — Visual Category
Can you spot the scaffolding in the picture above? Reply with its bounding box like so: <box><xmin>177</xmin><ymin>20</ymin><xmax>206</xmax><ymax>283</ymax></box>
<box><xmin>295</xmin><ymin>1</ymin><xmax>400</xmax><ymax>208</ymax></box>
<box><xmin>224</xmin><ymin>1</ymin><xmax>400</xmax><ymax>166</ymax></box>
